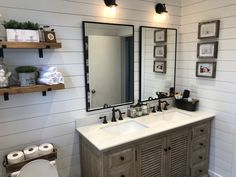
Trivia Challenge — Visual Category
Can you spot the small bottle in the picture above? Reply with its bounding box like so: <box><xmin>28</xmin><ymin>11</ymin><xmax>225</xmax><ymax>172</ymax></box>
<box><xmin>136</xmin><ymin>107</ymin><xmax>143</xmax><ymax>117</ymax></box>
<box><xmin>128</xmin><ymin>106</ymin><xmax>137</xmax><ymax>118</ymax></box>
<box><xmin>141</xmin><ymin>103</ymin><xmax>148</xmax><ymax>115</ymax></box>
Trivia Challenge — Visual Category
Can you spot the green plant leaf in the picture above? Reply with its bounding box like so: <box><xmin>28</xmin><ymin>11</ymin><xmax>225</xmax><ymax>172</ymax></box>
<box><xmin>16</xmin><ymin>66</ymin><xmax>38</xmax><ymax>73</ymax></box>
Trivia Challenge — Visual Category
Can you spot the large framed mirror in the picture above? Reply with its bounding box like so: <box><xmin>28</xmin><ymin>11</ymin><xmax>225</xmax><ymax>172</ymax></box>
<box><xmin>83</xmin><ymin>21</ymin><xmax>134</xmax><ymax>112</ymax></box>
<box><xmin>139</xmin><ymin>26</ymin><xmax>177</xmax><ymax>101</ymax></box>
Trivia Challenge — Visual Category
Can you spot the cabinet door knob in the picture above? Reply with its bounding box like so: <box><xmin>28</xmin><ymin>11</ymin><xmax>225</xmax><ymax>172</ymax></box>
<box><xmin>200</xmin><ymin>129</ymin><xmax>204</xmax><ymax>132</ymax></box>
<box><xmin>121</xmin><ymin>175</ymin><xmax>125</xmax><ymax>177</ymax></box>
<box><xmin>199</xmin><ymin>156</ymin><xmax>203</xmax><ymax>159</ymax></box>
<box><xmin>168</xmin><ymin>147</ymin><xmax>171</xmax><ymax>151</ymax></box>
<box><xmin>164</xmin><ymin>148</ymin><xmax>168</xmax><ymax>152</ymax></box>
<box><xmin>199</xmin><ymin>169</ymin><xmax>203</xmax><ymax>173</ymax></box>
<box><xmin>120</xmin><ymin>156</ymin><xmax>125</xmax><ymax>161</ymax></box>
<box><xmin>91</xmin><ymin>89</ymin><xmax>96</xmax><ymax>94</ymax></box>
<box><xmin>199</xmin><ymin>143</ymin><xmax>204</xmax><ymax>146</ymax></box>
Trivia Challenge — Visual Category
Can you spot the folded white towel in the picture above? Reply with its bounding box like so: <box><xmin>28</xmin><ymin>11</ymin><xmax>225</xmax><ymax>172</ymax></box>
<box><xmin>40</xmin><ymin>66</ymin><xmax>57</xmax><ymax>73</ymax></box>
<box><xmin>39</xmin><ymin>71</ymin><xmax>54</xmax><ymax>79</ymax></box>
<box><xmin>38</xmin><ymin>78</ymin><xmax>57</xmax><ymax>85</ymax></box>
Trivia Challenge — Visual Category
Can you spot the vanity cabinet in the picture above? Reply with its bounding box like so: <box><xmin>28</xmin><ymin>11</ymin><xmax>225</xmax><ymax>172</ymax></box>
<box><xmin>137</xmin><ymin>130</ymin><xmax>191</xmax><ymax>177</ymax></box>
<box><xmin>190</xmin><ymin>122</ymin><xmax>211</xmax><ymax>177</ymax></box>
<box><xmin>137</xmin><ymin>137</ymin><xmax>166</xmax><ymax>177</ymax></box>
<box><xmin>79</xmin><ymin>119</ymin><xmax>212</xmax><ymax>177</ymax></box>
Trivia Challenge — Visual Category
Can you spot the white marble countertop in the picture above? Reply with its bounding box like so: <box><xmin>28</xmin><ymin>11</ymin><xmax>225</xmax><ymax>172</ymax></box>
<box><xmin>76</xmin><ymin>108</ymin><xmax>215</xmax><ymax>151</ymax></box>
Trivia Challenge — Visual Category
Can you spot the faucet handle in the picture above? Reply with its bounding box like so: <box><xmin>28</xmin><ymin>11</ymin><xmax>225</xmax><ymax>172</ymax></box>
<box><xmin>163</xmin><ymin>101</ymin><xmax>170</xmax><ymax>110</ymax></box>
<box><xmin>99</xmin><ymin>116</ymin><xmax>108</xmax><ymax>124</ymax></box>
<box><xmin>151</xmin><ymin>106</ymin><xmax>156</xmax><ymax>113</ymax></box>
<box><xmin>118</xmin><ymin>112</ymin><xmax>126</xmax><ymax>120</ymax></box>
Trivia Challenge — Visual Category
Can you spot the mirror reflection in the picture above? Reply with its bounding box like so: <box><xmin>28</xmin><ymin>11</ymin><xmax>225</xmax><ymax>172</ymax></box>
<box><xmin>83</xmin><ymin>22</ymin><xmax>134</xmax><ymax>112</ymax></box>
<box><xmin>140</xmin><ymin>26</ymin><xmax>177</xmax><ymax>101</ymax></box>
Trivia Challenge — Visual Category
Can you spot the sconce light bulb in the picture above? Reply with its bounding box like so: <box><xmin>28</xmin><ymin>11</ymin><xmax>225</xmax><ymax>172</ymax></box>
<box><xmin>154</xmin><ymin>12</ymin><xmax>168</xmax><ymax>22</ymax></box>
<box><xmin>110</xmin><ymin>5</ymin><xmax>117</xmax><ymax>16</ymax></box>
<box><xmin>104</xmin><ymin>5</ymin><xmax>117</xmax><ymax>17</ymax></box>
<box><xmin>161</xmin><ymin>12</ymin><xmax>168</xmax><ymax>21</ymax></box>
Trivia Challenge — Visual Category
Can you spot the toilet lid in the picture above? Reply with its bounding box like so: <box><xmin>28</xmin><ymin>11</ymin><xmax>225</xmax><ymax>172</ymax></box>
<box><xmin>17</xmin><ymin>159</ymin><xmax>58</xmax><ymax>177</ymax></box>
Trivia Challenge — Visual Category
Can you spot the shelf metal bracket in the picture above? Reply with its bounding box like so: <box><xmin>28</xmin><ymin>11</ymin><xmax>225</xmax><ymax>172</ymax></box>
<box><xmin>3</xmin><ymin>92</ymin><xmax>9</xmax><ymax>101</ymax></box>
<box><xmin>42</xmin><ymin>91</ymin><xmax>47</xmax><ymax>96</ymax></box>
<box><xmin>0</xmin><ymin>45</ymin><xmax>6</xmax><ymax>58</ymax></box>
<box><xmin>38</xmin><ymin>49</ymin><xmax>43</xmax><ymax>58</ymax></box>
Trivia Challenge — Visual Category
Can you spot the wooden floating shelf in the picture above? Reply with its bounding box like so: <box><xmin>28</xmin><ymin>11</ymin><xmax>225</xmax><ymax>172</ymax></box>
<box><xmin>3</xmin><ymin>148</ymin><xmax>57</xmax><ymax>174</ymax></box>
<box><xmin>0</xmin><ymin>41</ymin><xmax>62</xmax><ymax>58</ymax></box>
<box><xmin>0</xmin><ymin>84</ymin><xmax>65</xmax><ymax>100</ymax></box>
<box><xmin>0</xmin><ymin>41</ymin><xmax>62</xmax><ymax>49</ymax></box>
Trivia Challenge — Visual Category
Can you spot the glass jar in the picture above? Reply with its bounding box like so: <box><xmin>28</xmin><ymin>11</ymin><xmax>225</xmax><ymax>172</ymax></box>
<box><xmin>0</xmin><ymin>59</ymin><xmax>9</xmax><ymax>88</ymax></box>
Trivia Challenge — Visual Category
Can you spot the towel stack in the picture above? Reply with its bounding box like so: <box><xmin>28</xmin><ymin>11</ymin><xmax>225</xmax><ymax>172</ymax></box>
<box><xmin>38</xmin><ymin>66</ymin><xmax>64</xmax><ymax>85</ymax></box>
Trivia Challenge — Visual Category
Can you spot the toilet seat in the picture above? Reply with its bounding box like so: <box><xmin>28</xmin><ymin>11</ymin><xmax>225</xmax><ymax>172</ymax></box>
<box><xmin>17</xmin><ymin>159</ymin><xmax>58</xmax><ymax>177</ymax></box>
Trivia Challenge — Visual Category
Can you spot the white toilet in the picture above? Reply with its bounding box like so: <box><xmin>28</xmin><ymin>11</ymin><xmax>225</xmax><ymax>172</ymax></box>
<box><xmin>17</xmin><ymin>159</ymin><xmax>58</xmax><ymax>177</ymax></box>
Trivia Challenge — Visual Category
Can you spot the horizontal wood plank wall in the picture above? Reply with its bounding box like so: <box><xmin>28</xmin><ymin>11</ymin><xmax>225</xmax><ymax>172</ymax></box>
<box><xmin>180</xmin><ymin>0</ymin><xmax>236</xmax><ymax>177</ymax></box>
<box><xmin>0</xmin><ymin>0</ymin><xmax>181</xmax><ymax>176</ymax></box>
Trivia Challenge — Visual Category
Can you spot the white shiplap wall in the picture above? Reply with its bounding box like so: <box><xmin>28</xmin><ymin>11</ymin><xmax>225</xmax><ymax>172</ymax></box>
<box><xmin>0</xmin><ymin>0</ymin><xmax>181</xmax><ymax>177</ymax></box>
<box><xmin>179</xmin><ymin>0</ymin><xmax>236</xmax><ymax>177</ymax></box>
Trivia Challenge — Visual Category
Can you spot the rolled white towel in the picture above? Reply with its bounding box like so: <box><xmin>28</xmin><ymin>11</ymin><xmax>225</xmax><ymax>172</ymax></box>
<box><xmin>53</xmin><ymin>72</ymin><xmax>63</xmax><ymax>78</ymax></box>
<box><xmin>38</xmin><ymin>78</ymin><xmax>56</xmax><ymax>85</ymax></box>
<box><xmin>40</xmin><ymin>66</ymin><xmax>57</xmax><ymax>73</ymax></box>
<box><xmin>57</xmin><ymin>76</ymin><xmax>64</xmax><ymax>84</ymax></box>
<box><xmin>39</xmin><ymin>71</ymin><xmax>54</xmax><ymax>79</ymax></box>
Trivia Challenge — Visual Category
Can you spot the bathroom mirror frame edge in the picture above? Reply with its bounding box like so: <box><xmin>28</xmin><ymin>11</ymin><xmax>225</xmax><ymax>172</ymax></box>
<box><xmin>139</xmin><ymin>26</ymin><xmax>177</xmax><ymax>102</ymax></box>
<box><xmin>82</xmin><ymin>21</ymin><xmax>135</xmax><ymax>112</ymax></box>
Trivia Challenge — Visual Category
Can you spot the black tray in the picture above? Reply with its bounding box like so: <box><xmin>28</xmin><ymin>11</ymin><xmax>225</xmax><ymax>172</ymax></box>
<box><xmin>175</xmin><ymin>99</ymin><xmax>199</xmax><ymax>111</ymax></box>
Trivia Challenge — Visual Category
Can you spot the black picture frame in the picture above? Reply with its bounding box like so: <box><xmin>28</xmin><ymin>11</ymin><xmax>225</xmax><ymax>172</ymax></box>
<box><xmin>198</xmin><ymin>20</ymin><xmax>220</xmax><ymax>39</ymax></box>
<box><xmin>153</xmin><ymin>60</ymin><xmax>167</xmax><ymax>73</ymax></box>
<box><xmin>154</xmin><ymin>45</ymin><xmax>167</xmax><ymax>58</ymax></box>
<box><xmin>154</xmin><ymin>29</ymin><xmax>167</xmax><ymax>43</ymax></box>
<box><xmin>197</xmin><ymin>42</ymin><xmax>218</xmax><ymax>58</ymax></box>
<box><xmin>196</xmin><ymin>62</ymin><xmax>217</xmax><ymax>78</ymax></box>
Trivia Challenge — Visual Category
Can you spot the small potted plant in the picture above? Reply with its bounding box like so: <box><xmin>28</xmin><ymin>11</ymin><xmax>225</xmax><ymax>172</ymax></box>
<box><xmin>16</xmin><ymin>66</ymin><xmax>38</xmax><ymax>87</ymax></box>
<box><xmin>2</xmin><ymin>20</ymin><xmax>40</xmax><ymax>42</ymax></box>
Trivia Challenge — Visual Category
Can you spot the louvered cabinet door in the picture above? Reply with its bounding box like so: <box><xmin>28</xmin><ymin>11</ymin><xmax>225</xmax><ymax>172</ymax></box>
<box><xmin>166</xmin><ymin>130</ymin><xmax>191</xmax><ymax>177</ymax></box>
<box><xmin>136</xmin><ymin>138</ymin><xmax>166</xmax><ymax>177</ymax></box>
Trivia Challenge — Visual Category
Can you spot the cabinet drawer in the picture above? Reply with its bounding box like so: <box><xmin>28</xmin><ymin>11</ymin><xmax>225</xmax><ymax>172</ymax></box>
<box><xmin>108</xmin><ymin>148</ymin><xmax>133</xmax><ymax>168</ymax></box>
<box><xmin>191</xmin><ymin>161</ymin><xmax>208</xmax><ymax>177</ymax></box>
<box><xmin>192</xmin><ymin>149</ymin><xmax>207</xmax><ymax>166</ymax></box>
<box><xmin>192</xmin><ymin>136</ymin><xmax>208</xmax><ymax>151</ymax></box>
<box><xmin>192</xmin><ymin>123</ymin><xmax>209</xmax><ymax>138</ymax></box>
<box><xmin>108</xmin><ymin>167</ymin><xmax>133</xmax><ymax>177</ymax></box>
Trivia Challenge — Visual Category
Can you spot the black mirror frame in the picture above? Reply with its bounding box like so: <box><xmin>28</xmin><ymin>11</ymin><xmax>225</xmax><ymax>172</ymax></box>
<box><xmin>82</xmin><ymin>21</ymin><xmax>135</xmax><ymax>112</ymax></box>
<box><xmin>139</xmin><ymin>26</ymin><xmax>177</xmax><ymax>102</ymax></box>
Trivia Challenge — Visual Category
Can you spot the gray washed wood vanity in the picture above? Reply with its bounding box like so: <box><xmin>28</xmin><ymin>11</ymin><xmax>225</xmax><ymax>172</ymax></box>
<box><xmin>77</xmin><ymin>109</ymin><xmax>214</xmax><ymax>177</ymax></box>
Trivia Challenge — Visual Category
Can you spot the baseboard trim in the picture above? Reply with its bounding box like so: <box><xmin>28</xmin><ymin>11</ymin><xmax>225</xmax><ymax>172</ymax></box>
<box><xmin>209</xmin><ymin>170</ymin><xmax>223</xmax><ymax>177</ymax></box>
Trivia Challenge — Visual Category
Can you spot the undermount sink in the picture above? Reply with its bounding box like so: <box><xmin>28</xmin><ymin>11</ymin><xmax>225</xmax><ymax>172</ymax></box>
<box><xmin>101</xmin><ymin>121</ymin><xmax>148</xmax><ymax>136</ymax></box>
<box><xmin>136</xmin><ymin>111</ymin><xmax>191</xmax><ymax>127</ymax></box>
<box><xmin>162</xmin><ymin>111</ymin><xmax>191</xmax><ymax>122</ymax></box>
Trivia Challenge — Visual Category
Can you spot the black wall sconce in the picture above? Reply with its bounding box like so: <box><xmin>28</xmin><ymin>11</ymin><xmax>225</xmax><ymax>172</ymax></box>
<box><xmin>104</xmin><ymin>0</ymin><xmax>118</xmax><ymax>7</ymax></box>
<box><xmin>155</xmin><ymin>3</ymin><xmax>168</xmax><ymax>14</ymax></box>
